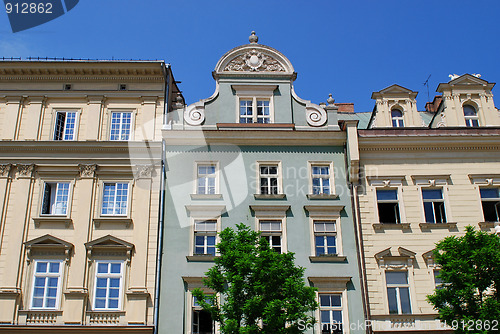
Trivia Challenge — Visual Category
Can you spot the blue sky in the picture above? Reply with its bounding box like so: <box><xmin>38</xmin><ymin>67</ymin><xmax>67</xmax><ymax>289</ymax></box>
<box><xmin>1</xmin><ymin>0</ymin><xmax>499</xmax><ymax>112</ymax></box>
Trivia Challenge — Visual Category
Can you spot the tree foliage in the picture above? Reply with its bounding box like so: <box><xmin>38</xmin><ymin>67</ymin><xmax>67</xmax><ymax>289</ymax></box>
<box><xmin>427</xmin><ymin>226</ymin><xmax>500</xmax><ymax>333</ymax></box>
<box><xmin>192</xmin><ymin>224</ymin><xmax>317</xmax><ymax>334</ymax></box>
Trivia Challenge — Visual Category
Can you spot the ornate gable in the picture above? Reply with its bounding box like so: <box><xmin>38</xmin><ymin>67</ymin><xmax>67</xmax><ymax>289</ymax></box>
<box><xmin>85</xmin><ymin>235</ymin><xmax>134</xmax><ymax>259</ymax></box>
<box><xmin>25</xmin><ymin>234</ymin><xmax>74</xmax><ymax>259</ymax></box>
<box><xmin>449</xmin><ymin>74</ymin><xmax>489</xmax><ymax>86</ymax></box>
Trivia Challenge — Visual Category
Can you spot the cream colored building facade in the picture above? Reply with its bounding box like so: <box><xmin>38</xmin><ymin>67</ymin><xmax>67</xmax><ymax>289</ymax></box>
<box><xmin>346</xmin><ymin>74</ymin><xmax>500</xmax><ymax>333</ymax></box>
<box><xmin>0</xmin><ymin>60</ymin><xmax>181</xmax><ymax>333</ymax></box>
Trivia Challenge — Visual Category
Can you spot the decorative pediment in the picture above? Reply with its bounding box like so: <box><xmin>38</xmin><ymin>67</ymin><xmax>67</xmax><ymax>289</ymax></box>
<box><xmin>375</xmin><ymin>247</ymin><xmax>416</xmax><ymax>268</ymax></box>
<box><xmin>308</xmin><ymin>276</ymin><xmax>351</xmax><ymax>291</ymax></box>
<box><xmin>25</xmin><ymin>234</ymin><xmax>73</xmax><ymax>259</ymax></box>
<box><xmin>422</xmin><ymin>249</ymin><xmax>437</xmax><ymax>267</ymax></box>
<box><xmin>303</xmin><ymin>205</ymin><xmax>344</xmax><ymax>218</ymax></box>
<box><xmin>223</xmin><ymin>49</ymin><xmax>286</xmax><ymax>73</ymax></box>
<box><xmin>372</xmin><ymin>84</ymin><xmax>418</xmax><ymax>99</ymax></box>
<box><xmin>85</xmin><ymin>235</ymin><xmax>134</xmax><ymax>259</ymax></box>
<box><xmin>449</xmin><ymin>74</ymin><xmax>489</xmax><ymax>86</ymax></box>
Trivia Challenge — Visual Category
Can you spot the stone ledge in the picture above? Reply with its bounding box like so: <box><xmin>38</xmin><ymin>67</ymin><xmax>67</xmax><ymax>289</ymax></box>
<box><xmin>373</xmin><ymin>223</ymin><xmax>411</xmax><ymax>230</ymax></box>
<box><xmin>309</xmin><ymin>255</ymin><xmax>347</xmax><ymax>263</ymax></box>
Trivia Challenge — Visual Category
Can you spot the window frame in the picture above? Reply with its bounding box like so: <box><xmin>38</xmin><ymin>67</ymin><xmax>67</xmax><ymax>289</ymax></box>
<box><xmin>233</xmin><ymin>85</ymin><xmax>276</xmax><ymax>124</ymax></box>
<box><xmin>191</xmin><ymin>294</ymin><xmax>216</xmax><ymax>334</ymax></box>
<box><xmin>39</xmin><ymin>181</ymin><xmax>73</xmax><ymax>217</ymax></box>
<box><xmin>189</xmin><ymin>216</ymin><xmax>221</xmax><ymax>257</ymax></box>
<box><xmin>29</xmin><ymin>259</ymin><xmax>64</xmax><ymax>310</ymax></box>
<box><xmin>391</xmin><ymin>108</ymin><xmax>405</xmax><ymax>128</ymax></box>
<box><xmin>421</xmin><ymin>188</ymin><xmax>447</xmax><ymax>224</ymax></box>
<box><xmin>480</xmin><ymin>187</ymin><xmax>500</xmax><ymax>222</ymax></box>
<box><xmin>53</xmin><ymin>110</ymin><xmax>80</xmax><ymax>141</ymax></box>
<box><xmin>258</xmin><ymin>219</ymin><xmax>284</xmax><ymax>253</ymax></box>
<box><xmin>318</xmin><ymin>293</ymin><xmax>344</xmax><ymax>334</ymax></box>
<box><xmin>109</xmin><ymin>111</ymin><xmax>134</xmax><ymax>141</ymax></box>
<box><xmin>92</xmin><ymin>260</ymin><xmax>125</xmax><ymax>311</ymax></box>
<box><xmin>98</xmin><ymin>181</ymin><xmax>132</xmax><ymax>218</ymax></box>
<box><xmin>238</xmin><ymin>97</ymin><xmax>273</xmax><ymax>124</ymax></box>
<box><xmin>375</xmin><ymin>188</ymin><xmax>402</xmax><ymax>224</ymax></box>
<box><xmin>194</xmin><ymin>162</ymin><xmax>219</xmax><ymax>195</ymax></box>
<box><xmin>308</xmin><ymin>162</ymin><xmax>335</xmax><ymax>196</ymax></box>
<box><xmin>313</xmin><ymin>220</ymin><xmax>338</xmax><ymax>256</ymax></box>
<box><xmin>106</xmin><ymin>109</ymin><xmax>135</xmax><ymax>141</ymax></box>
<box><xmin>384</xmin><ymin>270</ymin><xmax>413</xmax><ymax>315</ymax></box>
<box><xmin>256</xmin><ymin>161</ymin><xmax>282</xmax><ymax>195</ymax></box>
<box><xmin>193</xmin><ymin>219</ymin><xmax>218</xmax><ymax>256</ymax></box>
<box><xmin>463</xmin><ymin>104</ymin><xmax>480</xmax><ymax>127</ymax></box>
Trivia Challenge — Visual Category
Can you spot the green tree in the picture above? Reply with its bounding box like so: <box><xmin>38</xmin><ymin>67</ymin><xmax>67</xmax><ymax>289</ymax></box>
<box><xmin>192</xmin><ymin>223</ymin><xmax>317</xmax><ymax>334</ymax></box>
<box><xmin>427</xmin><ymin>226</ymin><xmax>500</xmax><ymax>333</ymax></box>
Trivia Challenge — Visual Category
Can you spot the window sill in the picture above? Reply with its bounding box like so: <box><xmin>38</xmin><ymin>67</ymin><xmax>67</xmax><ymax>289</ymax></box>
<box><xmin>87</xmin><ymin>311</ymin><xmax>125</xmax><ymax>325</ymax></box>
<box><xmin>93</xmin><ymin>217</ymin><xmax>132</xmax><ymax>228</ymax></box>
<box><xmin>19</xmin><ymin>310</ymin><xmax>63</xmax><ymax>324</ymax></box>
<box><xmin>217</xmin><ymin>123</ymin><xmax>295</xmax><ymax>130</ymax></box>
<box><xmin>479</xmin><ymin>221</ymin><xmax>499</xmax><ymax>228</ymax></box>
<box><xmin>254</xmin><ymin>194</ymin><xmax>286</xmax><ymax>200</ymax></box>
<box><xmin>309</xmin><ymin>255</ymin><xmax>346</xmax><ymax>263</ymax></box>
<box><xmin>190</xmin><ymin>194</ymin><xmax>223</xmax><ymax>200</ymax></box>
<box><xmin>372</xmin><ymin>223</ymin><xmax>411</xmax><ymax>230</ymax></box>
<box><xmin>307</xmin><ymin>194</ymin><xmax>339</xmax><ymax>200</ymax></box>
<box><xmin>419</xmin><ymin>222</ymin><xmax>457</xmax><ymax>230</ymax></box>
<box><xmin>33</xmin><ymin>217</ymin><xmax>72</xmax><ymax>228</ymax></box>
<box><xmin>186</xmin><ymin>255</ymin><xmax>217</xmax><ymax>262</ymax></box>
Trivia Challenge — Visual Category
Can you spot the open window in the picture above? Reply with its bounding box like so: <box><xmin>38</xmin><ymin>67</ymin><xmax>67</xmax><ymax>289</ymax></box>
<box><xmin>41</xmin><ymin>182</ymin><xmax>70</xmax><ymax>216</ymax></box>
<box><xmin>422</xmin><ymin>189</ymin><xmax>447</xmax><ymax>223</ymax></box>
<box><xmin>53</xmin><ymin>111</ymin><xmax>78</xmax><ymax>140</ymax></box>
<box><xmin>480</xmin><ymin>188</ymin><xmax>500</xmax><ymax>222</ymax></box>
<box><xmin>376</xmin><ymin>189</ymin><xmax>400</xmax><ymax>224</ymax></box>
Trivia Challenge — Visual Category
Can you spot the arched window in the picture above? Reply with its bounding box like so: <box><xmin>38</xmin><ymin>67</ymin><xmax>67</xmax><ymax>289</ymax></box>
<box><xmin>463</xmin><ymin>105</ymin><xmax>479</xmax><ymax>127</ymax></box>
<box><xmin>391</xmin><ymin>109</ymin><xmax>404</xmax><ymax>128</ymax></box>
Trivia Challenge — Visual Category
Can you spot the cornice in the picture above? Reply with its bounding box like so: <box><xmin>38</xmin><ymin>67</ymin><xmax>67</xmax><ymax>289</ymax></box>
<box><xmin>0</xmin><ymin>141</ymin><xmax>162</xmax><ymax>154</ymax></box>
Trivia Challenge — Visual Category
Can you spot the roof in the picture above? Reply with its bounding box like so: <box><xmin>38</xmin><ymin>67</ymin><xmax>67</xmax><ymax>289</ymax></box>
<box><xmin>338</xmin><ymin>111</ymin><xmax>372</xmax><ymax>129</ymax></box>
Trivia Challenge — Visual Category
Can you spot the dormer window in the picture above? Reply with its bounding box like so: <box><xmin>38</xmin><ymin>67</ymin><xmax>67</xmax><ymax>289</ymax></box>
<box><xmin>463</xmin><ymin>105</ymin><xmax>479</xmax><ymax>127</ymax></box>
<box><xmin>239</xmin><ymin>98</ymin><xmax>271</xmax><ymax>123</ymax></box>
<box><xmin>391</xmin><ymin>109</ymin><xmax>404</xmax><ymax>128</ymax></box>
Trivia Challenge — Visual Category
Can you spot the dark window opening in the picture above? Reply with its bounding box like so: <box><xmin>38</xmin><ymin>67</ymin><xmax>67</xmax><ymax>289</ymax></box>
<box><xmin>193</xmin><ymin>310</ymin><xmax>213</xmax><ymax>334</ymax></box>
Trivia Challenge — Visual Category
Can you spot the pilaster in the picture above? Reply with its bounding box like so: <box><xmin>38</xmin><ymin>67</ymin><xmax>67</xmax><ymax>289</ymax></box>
<box><xmin>85</xmin><ymin>96</ymin><xmax>105</xmax><ymax>140</ymax></box>
<box><xmin>1</xmin><ymin>96</ymin><xmax>23</xmax><ymax>140</ymax></box>
<box><xmin>21</xmin><ymin>96</ymin><xmax>46</xmax><ymax>140</ymax></box>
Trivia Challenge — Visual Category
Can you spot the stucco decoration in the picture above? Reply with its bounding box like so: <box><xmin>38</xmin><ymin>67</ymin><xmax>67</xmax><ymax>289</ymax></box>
<box><xmin>135</xmin><ymin>165</ymin><xmax>152</xmax><ymax>179</ymax></box>
<box><xmin>0</xmin><ymin>164</ymin><xmax>12</xmax><ymax>178</ymax></box>
<box><xmin>290</xmin><ymin>84</ymin><xmax>327</xmax><ymax>127</ymax></box>
<box><xmin>224</xmin><ymin>49</ymin><xmax>285</xmax><ymax>73</ymax></box>
<box><xmin>184</xmin><ymin>104</ymin><xmax>205</xmax><ymax>126</ymax></box>
<box><xmin>16</xmin><ymin>164</ymin><xmax>34</xmax><ymax>178</ymax></box>
<box><xmin>79</xmin><ymin>164</ymin><xmax>97</xmax><ymax>178</ymax></box>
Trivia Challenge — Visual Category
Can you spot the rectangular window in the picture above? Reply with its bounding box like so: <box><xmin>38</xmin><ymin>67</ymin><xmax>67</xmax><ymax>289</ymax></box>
<box><xmin>197</xmin><ymin>164</ymin><xmax>216</xmax><ymax>195</ymax></box>
<box><xmin>239</xmin><ymin>98</ymin><xmax>271</xmax><ymax>123</ymax></box>
<box><xmin>376</xmin><ymin>189</ymin><xmax>401</xmax><ymax>224</ymax></box>
<box><xmin>314</xmin><ymin>221</ymin><xmax>337</xmax><ymax>256</ymax></box>
<box><xmin>31</xmin><ymin>260</ymin><xmax>62</xmax><ymax>309</ymax></box>
<box><xmin>422</xmin><ymin>189</ymin><xmax>446</xmax><ymax>223</ymax></box>
<box><xmin>192</xmin><ymin>296</ymin><xmax>214</xmax><ymax>334</ymax></box>
<box><xmin>194</xmin><ymin>220</ymin><xmax>217</xmax><ymax>256</ymax></box>
<box><xmin>312</xmin><ymin>165</ymin><xmax>331</xmax><ymax>195</ymax></box>
<box><xmin>94</xmin><ymin>261</ymin><xmax>123</xmax><ymax>310</ymax></box>
<box><xmin>101</xmin><ymin>183</ymin><xmax>129</xmax><ymax>216</ymax></box>
<box><xmin>109</xmin><ymin>112</ymin><xmax>132</xmax><ymax>141</ymax></box>
<box><xmin>41</xmin><ymin>182</ymin><xmax>70</xmax><ymax>215</ymax></box>
<box><xmin>480</xmin><ymin>188</ymin><xmax>500</xmax><ymax>222</ymax></box>
<box><xmin>319</xmin><ymin>294</ymin><xmax>343</xmax><ymax>334</ymax></box>
<box><xmin>386</xmin><ymin>271</ymin><xmax>412</xmax><ymax>314</ymax></box>
<box><xmin>259</xmin><ymin>165</ymin><xmax>278</xmax><ymax>195</ymax></box>
<box><xmin>53</xmin><ymin>111</ymin><xmax>77</xmax><ymax>140</ymax></box>
<box><xmin>433</xmin><ymin>270</ymin><xmax>444</xmax><ymax>290</ymax></box>
<box><xmin>259</xmin><ymin>220</ymin><xmax>282</xmax><ymax>253</ymax></box>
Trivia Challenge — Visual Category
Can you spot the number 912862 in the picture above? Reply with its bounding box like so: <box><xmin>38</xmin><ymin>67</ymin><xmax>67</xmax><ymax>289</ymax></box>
<box><xmin>5</xmin><ymin>2</ymin><xmax>53</xmax><ymax>14</ymax></box>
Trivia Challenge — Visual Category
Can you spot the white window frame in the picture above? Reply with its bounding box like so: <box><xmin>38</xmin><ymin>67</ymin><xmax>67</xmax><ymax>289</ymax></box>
<box><xmin>463</xmin><ymin>104</ymin><xmax>479</xmax><ymax>127</ymax></box>
<box><xmin>391</xmin><ymin>108</ymin><xmax>405</xmax><ymax>128</ymax></box>
<box><xmin>251</xmin><ymin>206</ymin><xmax>289</xmax><ymax>254</ymax></box>
<box><xmin>375</xmin><ymin>188</ymin><xmax>402</xmax><ymax>224</ymax></box>
<box><xmin>318</xmin><ymin>293</ymin><xmax>344</xmax><ymax>334</ymax></box>
<box><xmin>53</xmin><ymin>110</ymin><xmax>79</xmax><ymax>141</ymax></box>
<box><xmin>30</xmin><ymin>260</ymin><xmax>64</xmax><ymax>310</ymax></box>
<box><xmin>232</xmin><ymin>85</ymin><xmax>276</xmax><ymax>124</ymax></box>
<box><xmin>39</xmin><ymin>181</ymin><xmax>73</xmax><ymax>217</ymax></box>
<box><xmin>191</xmin><ymin>294</ymin><xmax>216</xmax><ymax>334</ymax></box>
<box><xmin>479</xmin><ymin>187</ymin><xmax>500</xmax><ymax>222</ymax></box>
<box><xmin>99</xmin><ymin>181</ymin><xmax>132</xmax><ymax>217</ymax></box>
<box><xmin>109</xmin><ymin>111</ymin><xmax>133</xmax><ymax>141</ymax></box>
<box><xmin>193</xmin><ymin>219</ymin><xmax>218</xmax><ymax>256</ymax></box>
<box><xmin>258</xmin><ymin>220</ymin><xmax>283</xmax><ymax>253</ymax></box>
<box><xmin>188</xmin><ymin>215</ymin><xmax>222</xmax><ymax>257</ymax></box>
<box><xmin>421</xmin><ymin>187</ymin><xmax>447</xmax><ymax>224</ymax></box>
<box><xmin>384</xmin><ymin>270</ymin><xmax>412</xmax><ymax>315</ymax></box>
<box><xmin>313</xmin><ymin>220</ymin><xmax>338</xmax><ymax>256</ymax></box>
<box><xmin>195</xmin><ymin>162</ymin><xmax>219</xmax><ymax>195</ymax></box>
<box><xmin>92</xmin><ymin>260</ymin><xmax>125</xmax><ymax>311</ymax></box>
<box><xmin>256</xmin><ymin>161</ymin><xmax>282</xmax><ymax>195</ymax></box>
<box><xmin>309</xmin><ymin>162</ymin><xmax>335</xmax><ymax>195</ymax></box>
<box><xmin>238</xmin><ymin>97</ymin><xmax>272</xmax><ymax>124</ymax></box>
<box><xmin>107</xmin><ymin>109</ymin><xmax>136</xmax><ymax>141</ymax></box>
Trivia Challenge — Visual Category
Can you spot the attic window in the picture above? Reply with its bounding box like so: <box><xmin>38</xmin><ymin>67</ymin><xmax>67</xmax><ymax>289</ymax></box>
<box><xmin>64</xmin><ymin>84</ymin><xmax>72</xmax><ymax>91</ymax></box>
<box><xmin>391</xmin><ymin>109</ymin><xmax>404</xmax><ymax>128</ymax></box>
<box><xmin>463</xmin><ymin>105</ymin><xmax>479</xmax><ymax>127</ymax></box>
<box><xmin>119</xmin><ymin>84</ymin><xmax>127</xmax><ymax>91</ymax></box>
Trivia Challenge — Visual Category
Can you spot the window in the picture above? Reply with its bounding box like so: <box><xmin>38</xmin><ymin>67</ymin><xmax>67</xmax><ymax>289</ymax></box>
<box><xmin>391</xmin><ymin>109</ymin><xmax>404</xmax><ymax>128</ymax></box>
<box><xmin>480</xmin><ymin>188</ymin><xmax>500</xmax><ymax>222</ymax></box>
<box><xmin>194</xmin><ymin>220</ymin><xmax>217</xmax><ymax>256</ymax></box>
<box><xmin>422</xmin><ymin>189</ymin><xmax>446</xmax><ymax>223</ymax></box>
<box><xmin>259</xmin><ymin>165</ymin><xmax>278</xmax><ymax>195</ymax></box>
<box><xmin>197</xmin><ymin>164</ymin><xmax>216</xmax><ymax>195</ymax></box>
<box><xmin>463</xmin><ymin>105</ymin><xmax>479</xmax><ymax>127</ymax></box>
<box><xmin>41</xmin><ymin>182</ymin><xmax>70</xmax><ymax>215</ymax></box>
<box><xmin>109</xmin><ymin>112</ymin><xmax>132</xmax><ymax>141</ymax></box>
<box><xmin>31</xmin><ymin>260</ymin><xmax>62</xmax><ymax>309</ymax></box>
<box><xmin>259</xmin><ymin>220</ymin><xmax>282</xmax><ymax>253</ymax></box>
<box><xmin>53</xmin><ymin>111</ymin><xmax>77</xmax><ymax>140</ymax></box>
<box><xmin>192</xmin><ymin>296</ymin><xmax>214</xmax><ymax>334</ymax></box>
<box><xmin>386</xmin><ymin>271</ymin><xmax>411</xmax><ymax>314</ymax></box>
<box><xmin>101</xmin><ymin>183</ymin><xmax>129</xmax><ymax>216</ymax></box>
<box><xmin>311</xmin><ymin>165</ymin><xmax>331</xmax><ymax>195</ymax></box>
<box><xmin>94</xmin><ymin>261</ymin><xmax>123</xmax><ymax>310</ymax></box>
<box><xmin>314</xmin><ymin>221</ymin><xmax>337</xmax><ymax>256</ymax></box>
<box><xmin>376</xmin><ymin>189</ymin><xmax>400</xmax><ymax>224</ymax></box>
<box><xmin>433</xmin><ymin>270</ymin><xmax>444</xmax><ymax>290</ymax></box>
<box><xmin>239</xmin><ymin>98</ymin><xmax>271</xmax><ymax>123</ymax></box>
<box><xmin>319</xmin><ymin>294</ymin><xmax>343</xmax><ymax>334</ymax></box>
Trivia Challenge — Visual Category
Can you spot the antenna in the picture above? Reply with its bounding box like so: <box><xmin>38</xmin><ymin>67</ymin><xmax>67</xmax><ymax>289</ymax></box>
<box><xmin>423</xmin><ymin>74</ymin><xmax>431</xmax><ymax>102</ymax></box>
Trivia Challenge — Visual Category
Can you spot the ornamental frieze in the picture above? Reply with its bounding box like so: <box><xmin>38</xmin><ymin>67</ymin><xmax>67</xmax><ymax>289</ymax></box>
<box><xmin>224</xmin><ymin>49</ymin><xmax>285</xmax><ymax>73</ymax></box>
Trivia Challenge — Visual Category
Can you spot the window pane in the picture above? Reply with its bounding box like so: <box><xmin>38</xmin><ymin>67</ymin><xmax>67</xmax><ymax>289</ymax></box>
<box><xmin>36</xmin><ymin>262</ymin><xmax>47</xmax><ymax>273</ymax></box>
<box><xmin>32</xmin><ymin>298</ymin><xmax>43</xmax><ymax>308</ymax></box>
<box><xmin>378</xmin><ymin>203</ymin><xmax>400</xmax><ymax>223</ymax></box>
<box><xmin>96</xmin><ymin>278</ymin><xmax>107</xmax><ymax>288</ymax></box>
<box><xmin>377</xmin><ymin>189</ymin><xmax>398</xmax><ymax>201</ymax></box>
<box><xmin>480</xmin><ymin>188</ymin><xmax>500</xmax><ymax>199</ymax></box>
<box><xmin>49</xmin><ymin>262</ymin><xmax>60</xmax><ymax>273</ymax></box>
<box><xmin>108</xmin><ymin>299</ymin><xmax>119</xmax><ymax>309</ymax></box>
<box><xmin>97</xmin><ymin>263</ymin><xmax>108</xmax><ymax>274</ymax></box>
<box><xmin>46</xmin><ymin>298</ymin><xmax>56</xmax><ymax>308</ymax></box>
<box><xmin>33</xmin><ymin>287</ymin><xmax>44</xmax><ymax>297</ymax></box>
<box><xmin>387</xmin><ymin>287</ymin><xmax>398</xmax><ymax>314</ymax></box>
<box><xmin>110</xmin><ymin>263</ymin><xmax>121</xmax><ymax>274</ymax></box>
<box><xmin>386</xmin><ymin>272</ymin><xmax>408</xmax><ymax>285</ymax></box>
<box><xmin>422</xmin><ymin>189</ymin><xmax>443</xmax><ymax>200</ymax></box>
<box><xmin>463</xmin><ymin>105</ymin><xmax>477</xmax><ymax>116</ymax></box>
<box><xmin>424</xmin><ymin>202</ymin><xmax>435</xmax><ymax>223</ymax></box>
<box><xmin>331</xmin><ymin>295</ymin><xmax>342</xmax><ymax>307</ymax></box>
<box><xmin>320</xmin><ymin>310</ymin><xmax>330</xmax><ymax>323</ymax></box>
<box><xmin>399</xmin><ymin>287</ymin><xmax>412</xmax><ymax>314</ymax></box>
<box><xmin>95</xmin><ymin>298</ymin><xmax>106</xmax><ymax>309</ymax></box>
<box><xmin>34</xmin><ymin>277</ymin><xmax>46</xmax><ymax>288</ymax></box>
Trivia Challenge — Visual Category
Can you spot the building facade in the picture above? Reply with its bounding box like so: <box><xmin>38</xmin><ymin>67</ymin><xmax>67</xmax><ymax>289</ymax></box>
<box><xmin>0</xmin><ymin>60</ymin><xmax>181</xmax><ymax>333</ymax></box>
<box><xmin>159</xmin><ymin>32</ymin><xmax>366</xmax><ymax>334</ymax></box>
<box><xmin>346</xmin><ymin>74</ymin><xmax>500</xmax><ymax>333</ymax></box>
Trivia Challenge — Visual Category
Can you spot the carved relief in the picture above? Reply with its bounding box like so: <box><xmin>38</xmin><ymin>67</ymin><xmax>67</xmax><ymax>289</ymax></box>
<box><xmin>79</xmin><ymin>164</ymin><xmax>97</xmax><ymax>178</ymax></box>
<box><xmin>0</xmin><ymin>164</ymin><xmax>12</xmax><ymax>178</ymax></box>
<box><xmin>306</xmin><ymin>106</ymin><xmax>327</xmax><ymax>127</ymax></box>
<box><xmin>224</xmin><ymin>49</ymin><xmax>285</xmax><ymax>73</ymax></box>
<box><xmin>16</xmin><ymin>164</ymin><xmax>34</xmax><ymax>178</ymax></box>
<box><xmin>135</xmin><ymin>165</ymin><xmax>152</xmax><ymax>179</ymax></box>
<box><xmin>184</xmin><ymin>106</ymin><xmax>205</xmax><ymax>126</ymax></box>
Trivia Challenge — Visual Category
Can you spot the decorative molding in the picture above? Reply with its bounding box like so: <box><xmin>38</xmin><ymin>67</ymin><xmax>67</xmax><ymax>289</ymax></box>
<box><xmin>250</xmin><ymin>205</ymin><xmax>290</xmax><ymax>218</ymax></box>
<box><xmin>372</xmin><ymin>223</ymin><xmax>411</xmax><ymax>230</ymax></box>
<box><xmin>79</xmin><ymin>164</ymin><xmax>97</xmax><ymax>178</ymax></box>
<box><xmin>375</xmin><ymin>247</ymin><xmax>415</xmax><ymax>268</ymax></box>
<box><xmin>16</xmin><ymin>164</ymin><xmax>35</xmax><ymax>179</ymax></box>
<box><xmin>307</xmin><ymin>276</ymin><xmax>351</xmax><ymax>291</ymax></box>
<box><xmin>186</xmin><ymin>255</ymin><xmax>217</xmax><ymax>262</ymax></box>
<box><xmin>184</xmin><ymin>105</ymin><xmax>205</xmax><ymax>126</ymax></box>
<box><xmin>134</xmin><ymin>165</ymin><xmax>153</xmax><ymax>179</ymax></box>
<box><xmin>306</xmin><ymin>105</ymin><xmax>327</xmax><ymax>127</ymax></box>
<box><xmin>468</xmin><ymin>174</ymin><xmax>500</xmax><ymax>185</ymax></box>
<box><xmin>254</xmin><ymin>194</ymin><xmax>286</xmax><ymax>200</ymax></box>
<box><xmin>419</xmin><ymin>222</ymin><xmax>457</xmax><ymax>230</ymax></box>
<box><xmin>25</xmin><ymin>234</ymin><xmax>74</xmax><ymax>260</ymax></box>
<box><xmin>93</xmin><ymin>217</ymin><xmax>133</xmax><ymax>228</ymax></box>
<box><xmin>309</xmin><ymin>255</ymin><xmax>347</xmax><ymax>263</ymax></box>
<box><xmin>304</xmin><ymin>205</ymin><xmax>344</xmax><ymax>218</ymax></box>
<box><xmin>33</xmin><ymin>217</ymin><xmax>72</xmax><ymax>228</ymax></box>
<box><xmin>411</xmin><ymin>174</ymin><xmax>451</xmax><ymax>186</ymax></box>
<box><xmin>185</xmin><ymin>205</ymin><xmax>226</xmax><ymax>219</ymax></box>
<box><xmin>85</xmin><ymin>235</ymin><xmax>134</xmax><ymax>261</ymax></box>
<box><xmin>306</xmin><ymin>194</ymin><xmax>339</xmax><ymax>200</ymax></box>
<box><xmin>0</xmin><ymin>164</ymin><xmax>12</xmax><ymax>178</ymax></box>
<box><xmin>224</xmin><ymin>49</ymin><xmax>285</xmax><ymax>72</ymax></box>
